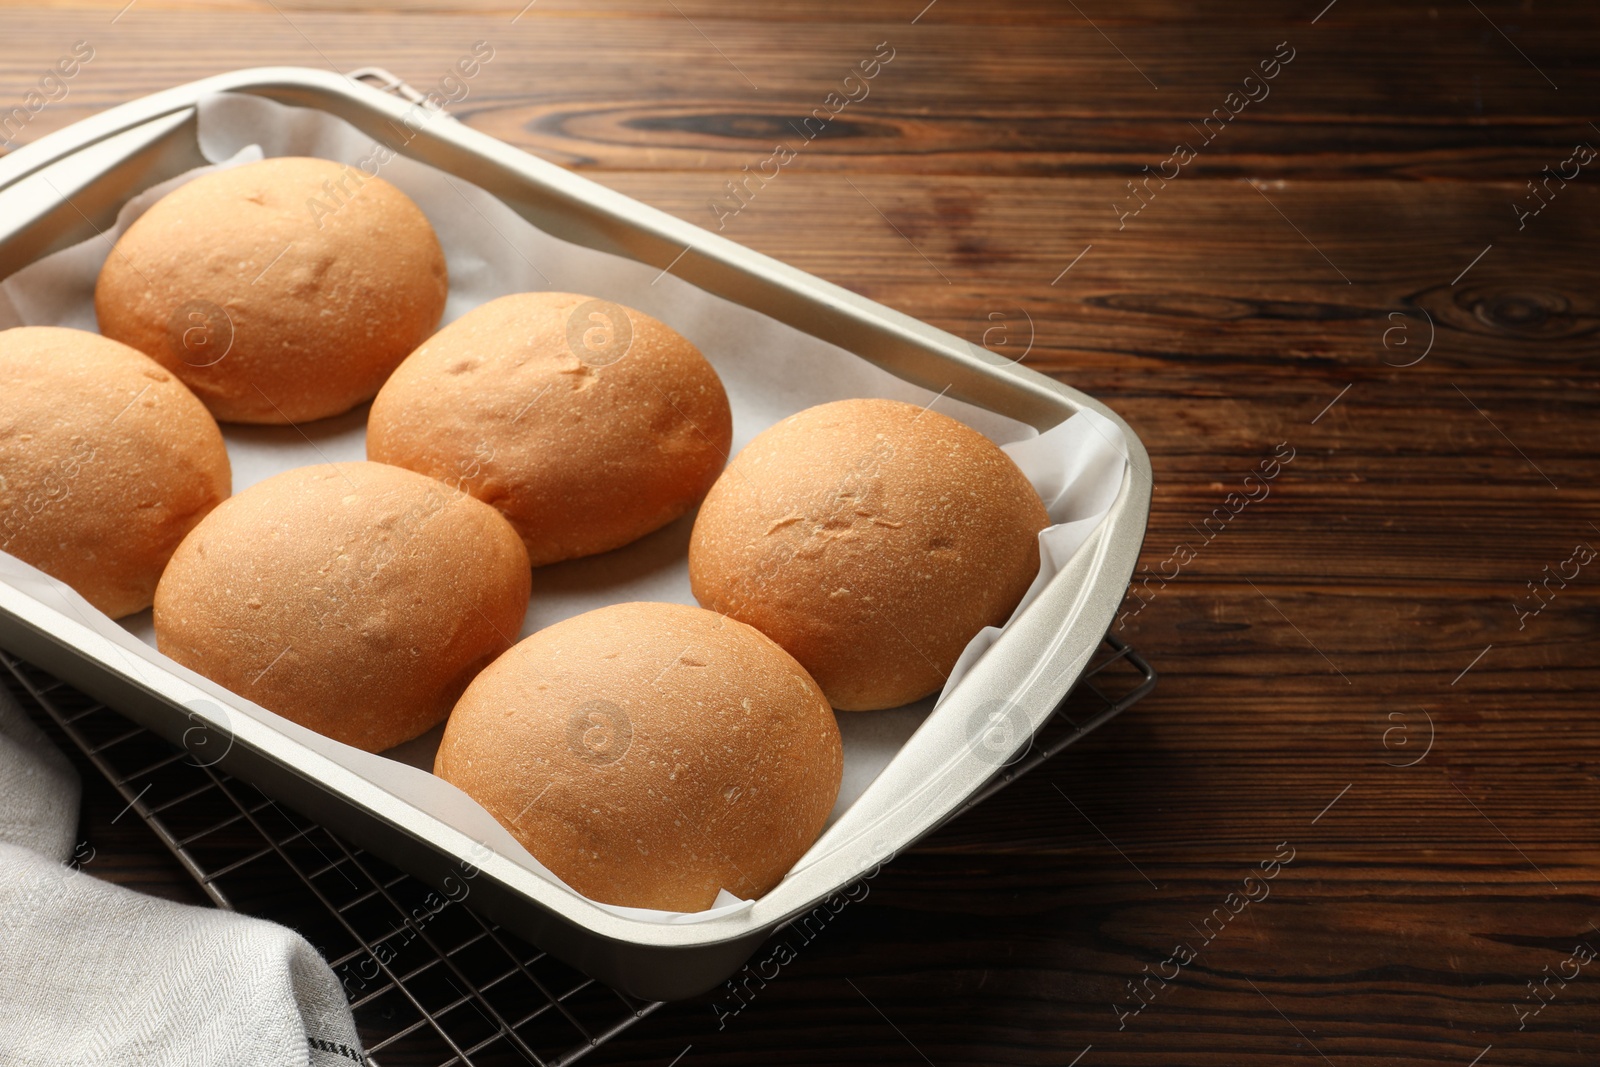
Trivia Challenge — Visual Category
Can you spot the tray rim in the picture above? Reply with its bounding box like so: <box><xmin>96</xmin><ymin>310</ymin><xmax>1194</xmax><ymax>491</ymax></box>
<box><xmin>0</xmin><ymin>66</ymin><xmax>1152</xmax><ymax>971</ymax></box>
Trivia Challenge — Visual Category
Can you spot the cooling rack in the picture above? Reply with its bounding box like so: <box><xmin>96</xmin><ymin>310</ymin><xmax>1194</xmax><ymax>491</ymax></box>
<box><xmin>0</xmin><ymin>634</ymin><xmax>1154</xmax><ymax>1065</ymax></box>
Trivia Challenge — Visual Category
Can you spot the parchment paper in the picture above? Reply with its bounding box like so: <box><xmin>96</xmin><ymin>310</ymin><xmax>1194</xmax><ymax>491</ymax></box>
<box><xmin>0</xmin><ymin>92</ymin><xmax>1127</xmax><ymax>920</ymax></box>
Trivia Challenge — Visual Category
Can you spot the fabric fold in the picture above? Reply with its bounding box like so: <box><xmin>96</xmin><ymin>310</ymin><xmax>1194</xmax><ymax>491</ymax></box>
<box><xmin>0</xmin><ymin>683</ymin><xmax>365</xmax><ymax>1067</ymax></box>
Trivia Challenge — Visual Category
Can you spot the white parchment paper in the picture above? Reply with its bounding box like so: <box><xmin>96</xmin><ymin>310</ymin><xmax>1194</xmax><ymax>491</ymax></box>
<box><xmin>0</xmin><ymin>92</ymin><xmax>1127</xmax><ymax>920</ymax></box>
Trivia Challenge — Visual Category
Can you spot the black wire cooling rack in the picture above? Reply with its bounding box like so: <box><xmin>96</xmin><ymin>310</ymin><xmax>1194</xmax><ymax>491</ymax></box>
<box><xmin>0</xmin><ymin>635</ymin><xmax>1154</xmax><ymax>1066</ymax></box>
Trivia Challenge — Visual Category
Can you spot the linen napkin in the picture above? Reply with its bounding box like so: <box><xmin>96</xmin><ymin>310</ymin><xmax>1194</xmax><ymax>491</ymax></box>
<box><xmin>0</xmin><ymin>680</ymin><xmax>367</xmax><ymax>1067</ymax></box>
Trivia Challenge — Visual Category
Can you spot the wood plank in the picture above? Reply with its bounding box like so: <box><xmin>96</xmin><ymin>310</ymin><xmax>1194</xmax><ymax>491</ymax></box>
<box><xmin>4</xmin><ymin>10</ymin><xmax>1599</xmax><ymax>178</ymax></box>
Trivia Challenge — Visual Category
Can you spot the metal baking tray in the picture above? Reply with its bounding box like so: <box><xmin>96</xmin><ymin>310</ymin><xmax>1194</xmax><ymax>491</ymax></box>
<box><xmin>0</xmin><ymin>67</ymin><xmax>1153</xmax><ymax>1002</ymax></box>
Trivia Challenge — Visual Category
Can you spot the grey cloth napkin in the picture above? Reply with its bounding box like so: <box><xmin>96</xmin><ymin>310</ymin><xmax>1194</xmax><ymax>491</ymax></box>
<box><xmin>0</xmin><ymin>680</ymin><xmax>366</xmax><ymax>1067</ymax></box>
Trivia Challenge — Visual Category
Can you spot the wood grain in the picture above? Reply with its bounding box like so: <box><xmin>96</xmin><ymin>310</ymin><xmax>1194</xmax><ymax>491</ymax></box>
<box><xmin>3</xmin><ymin>1</ymin><xmax>1597</xmax><ymax>1065</ymax></box>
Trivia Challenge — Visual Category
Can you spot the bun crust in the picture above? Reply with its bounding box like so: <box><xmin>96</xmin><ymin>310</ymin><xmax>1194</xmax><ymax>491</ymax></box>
<box><xmin>0</xmin><ymin>326</ymin><xmax>231</xmax><ymax>619</ymax></box>
<box><xmin>153</xmin><ymin>461</ymin><xmax>530</xmax><ymax>751</ymax></box>
<box><xmin>367</xmin><ymin>292</ymin><xmax>731</xmax><ymax>566</ymax></box>
<box><xmin>95</xmin><ymin>156</ymin><xmax>448</xmax><ymax>424</ymax></box>
<box><xmin>434</xmin><ymin>601</ymin><xmax>842</xmax><ymax>912</ymax></box>
<box><xmin>688</xmin><ymin>398</ymin><xmax>1049</xmax><ymax>710</ymax></box>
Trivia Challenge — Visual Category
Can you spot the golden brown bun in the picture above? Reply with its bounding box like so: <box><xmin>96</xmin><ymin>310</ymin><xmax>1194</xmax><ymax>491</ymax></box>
<box><xmin>95</xmin><ymin>156</ymin><xmax>448</xmax><ymax>425</ymax></box>
<box><xmin>434</xmin><ymin>601</ymin><xmax>841</xmax><ymax>912</ymax></box>
<box><xmin>688</xmin><ymin>398</ymin><xmax>1049</xmax><ymax>711</ymax></box>
<box><xmin>153</xmin><ymin>461</ymin><xmax>530</xmax><ymax>752</ymax></box>
<box><xmin>367</xmin><ymin>292</ymin><xmax>731</xmax><ymax>567</ymax></box>
<box><xmin>0</xmin><ymin>326</ymin><xmax>231</xmax><ymax>619</ymax></box>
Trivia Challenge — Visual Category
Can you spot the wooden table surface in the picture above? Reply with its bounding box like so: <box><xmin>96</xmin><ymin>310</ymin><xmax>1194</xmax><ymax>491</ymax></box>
<box><xmin>4</xmin><ymin>1</ymin><xmax>1598</xmax><ymax>1064</ymax></box>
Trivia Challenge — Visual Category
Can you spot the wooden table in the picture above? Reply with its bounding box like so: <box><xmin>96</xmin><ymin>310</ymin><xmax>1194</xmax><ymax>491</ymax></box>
<box><xmin>4</xmin><ymin>1</ymin><xmax>1597</xmax><ymax>1063</ymax></box>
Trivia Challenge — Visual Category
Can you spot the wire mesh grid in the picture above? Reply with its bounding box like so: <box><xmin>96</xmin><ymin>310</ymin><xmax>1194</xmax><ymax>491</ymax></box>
<box><xmin>0</xmin><ymin>634</ymin><xmax>1154</xmax><ymax>1065</ymax></box>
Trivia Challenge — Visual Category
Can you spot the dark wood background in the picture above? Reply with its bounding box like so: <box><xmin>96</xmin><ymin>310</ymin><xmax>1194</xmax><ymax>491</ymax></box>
<box><xmin>3</xmin><ymin>1</ymin><xmax>1597</xmax><ymax>1063</ymax></box>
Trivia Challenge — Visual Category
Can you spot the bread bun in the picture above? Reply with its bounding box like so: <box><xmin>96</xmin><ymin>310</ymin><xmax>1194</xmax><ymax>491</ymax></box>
<box><xmin>367</xmin><ymin>292</ymin><xmax>731</xmax><ymax>567</ymax></box>
<box><xmin>153</xmin><ymin>461</ymin><xmax>529</xmax><ymax>751</ymax></box>
<box><xmin>95</xmin><ymin>156</ymin><xmax>448</xmax><ymax>425</ymax></box>
<box><xmin>0</xmin><ymin>326</ymin><xmax>230</xmax><ymax>618</ymax></box>
<box><xmin>689</xmin><ymin>398</ymin><xmax>1049</xmax><ymax>711</ymax></box>
<box><xmin>434</xmin><ymin>601</ymin><xmax>841</xmax><ymax>912</ymax></box>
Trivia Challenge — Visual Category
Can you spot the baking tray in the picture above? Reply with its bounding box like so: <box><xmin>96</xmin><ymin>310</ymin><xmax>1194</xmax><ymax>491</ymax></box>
<box><xmin>0</xmin><ymin>67</ymin><xmax>1153</xmax><ymax>1002</ymax></box>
